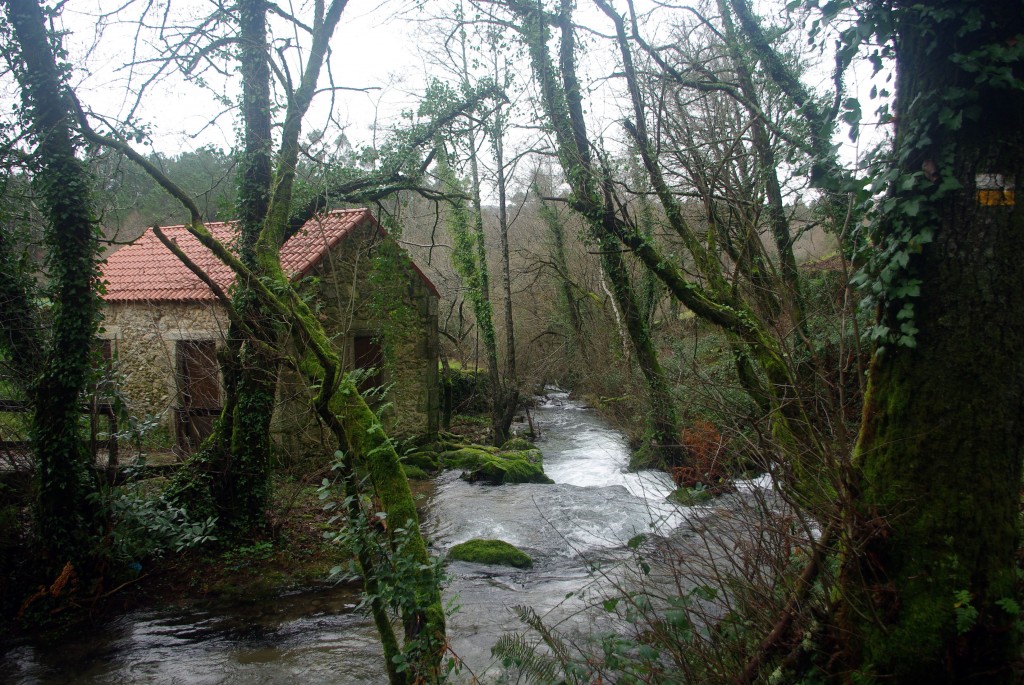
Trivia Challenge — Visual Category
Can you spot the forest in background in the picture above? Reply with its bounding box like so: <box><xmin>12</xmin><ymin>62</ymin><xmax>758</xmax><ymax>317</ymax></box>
<box><xmin>1</xmin><ymin>0</ymin><xmax>1022</xmax><ymax>682</ymax></box>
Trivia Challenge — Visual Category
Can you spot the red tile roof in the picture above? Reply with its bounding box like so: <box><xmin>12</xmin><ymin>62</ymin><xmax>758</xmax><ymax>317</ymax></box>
<box><xmin>102</xmin><ymin>208</ymin><xmax>438</xmax><ymax>302</ymax></box>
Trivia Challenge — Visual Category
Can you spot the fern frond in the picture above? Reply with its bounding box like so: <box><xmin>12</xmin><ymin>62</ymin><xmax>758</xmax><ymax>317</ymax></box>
<box><xmin>492</xmin><ymin>632</ymin><xmax>563</xmax><ymax>684</ymax></box>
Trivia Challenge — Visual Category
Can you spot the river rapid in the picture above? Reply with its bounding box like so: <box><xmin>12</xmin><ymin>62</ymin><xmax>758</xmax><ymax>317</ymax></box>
<box><xmin>3</xmin><ymin>390</ymin><xmax>722</xmax><ymax>684</ymax></box>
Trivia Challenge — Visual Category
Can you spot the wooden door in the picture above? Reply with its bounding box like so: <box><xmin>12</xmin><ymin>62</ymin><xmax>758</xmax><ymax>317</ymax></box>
<box><xmin>175</xmin><ymin>340</ymin><xmax>220</xmax><ymax>455</ymax></box>
<box><xmin>353</xmin><ymin>335</ymin><xmax>384</xmax><ymax>396</ymax></box>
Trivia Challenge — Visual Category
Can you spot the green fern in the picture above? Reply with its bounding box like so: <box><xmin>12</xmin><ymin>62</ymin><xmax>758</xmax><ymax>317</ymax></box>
<box><xmin>490</xmin><ymin>605</ymin><xmax>597</xmax><ymax>684</ymax></box>
<box><xmin>492</xmin><ymin>632</ymin><xmax>563</xmax><ymax>684</ymax></box>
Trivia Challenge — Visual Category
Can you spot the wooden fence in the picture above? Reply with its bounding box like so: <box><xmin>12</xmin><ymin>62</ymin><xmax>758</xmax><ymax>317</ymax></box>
<box><xmin>0</xmin><ymin>399</ymin><xmax>119</xmax><ymax>474</ymax></box>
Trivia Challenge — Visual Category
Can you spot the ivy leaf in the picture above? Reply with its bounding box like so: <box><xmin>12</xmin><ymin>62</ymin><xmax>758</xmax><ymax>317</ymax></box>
<box><xmin>870</xmin><ymin>324</ymin><xmax>890</xmax><ymax>341</ymax></box>
<box><xmin>665</xmin><ymin>608</ymin><xmax>689</xmax><ymax>627</ymax></box>
<box><xmin>841</xmin><ymin>97</ymin><xmax>862</xmax><ymax>141</ymax></box>
<box><xmin>869</xmin><ymin>53</ymin><xmax>884</xmax><ymax>75</ymax></box>
<box><xmin>896</xmin><ymin>302</ymin><xmax>916</xmax><ymax>319</ymax></box>
<box><xmin>895</xmin><ymin>282</ymin><xmax>920</xmax><ymax>298</ymax></box>
<box><xmin>694</xmin><ymin>585</ymin><xmax>719</xmax><ymax>601</ymax></box>
<box><xmin>937</xmin><ymin>175</ymin><xmax>963</xmax><ymax>194</ymax></box>
<box><xmin>938</xmin><ymin>107</ymin><xmax>963</xmax><ymax>130</ymax></box>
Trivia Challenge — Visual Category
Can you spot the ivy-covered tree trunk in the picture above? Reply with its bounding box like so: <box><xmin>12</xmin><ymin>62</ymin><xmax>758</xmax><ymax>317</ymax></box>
<box><xmin>537</xmin><ymin>194</ymin><xmax>585</xmax><ymax>353</ymax></box>
<box><xmin>509</xmin><ymin>0</ymin><xmax>682</xmax><ymax>464</ymax></box>
<box><xmin>466</xmin><ymin>144</ymin><xmax>508</xmax><ymax>446</ymax></box>
<box><xmin>223</xmin><ymin>0</ymin><xmax>279</xmax><ymax>527</ymax></box>
<box><xmin>434</xmin><ymin>136</ymin><xmax>516</xmax><ymax>445</ymax></box>
<box><xmin>168</xmin><ymin>0</ymin><xmax>279</xmax><ymax>529</ymax></box>
<box><xmin>843</xmin><ymin>2</ymin><xmax>1024</xmax><ymax>680</ymax></box>
<box><xmin>491</xmin><ymin>102</ymin><xmax>520</xmax><ymax>445</ymax></box>
<box><xmin>3</xmin><ymin>0</ymin><xmax>103</xmax><ymax>570</ymax></box>
<box><xmin>596</xmin><ymin>228</ymin><xmax>680</xmax><ymax>465</ymax></box>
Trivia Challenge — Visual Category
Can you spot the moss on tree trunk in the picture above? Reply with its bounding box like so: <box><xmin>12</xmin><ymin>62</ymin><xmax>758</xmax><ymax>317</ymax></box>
<box><xmin>843</xmin><ymin>2</ymin><xmax>1024</xmax><ymax>679</ymax></box>
<box><xmin>167</xmin><ymin>0</ymin><xmax>279</xmax><ymax>531</ymax></box>
<box><xmin>5</xmin><ymin>0</ymin><xmax>103</xmax><ymax>571</ymax></box>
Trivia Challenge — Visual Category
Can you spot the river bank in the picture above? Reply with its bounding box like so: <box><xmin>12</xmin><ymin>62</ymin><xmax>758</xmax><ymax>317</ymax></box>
<box><xmin>2</xmin><ymin>390</ymin><xmax>738</xmax><ymax>683</ymax></box>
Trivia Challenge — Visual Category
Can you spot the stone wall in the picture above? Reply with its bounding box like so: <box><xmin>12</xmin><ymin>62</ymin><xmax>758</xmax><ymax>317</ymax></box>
<box><xmin>100</xmin><ymin>301</ymin><xmax>229</xmax><ymax>438</ymax></box>
<box><xmin>104</xmin><ymin>223</ymin><xmax>439</xmax><ymax>460</ymax></box>
<box><xmin>274</xmin><ymin>222</ymin><xmax>440</xmax><ymax>458</ymax></box>
<box><xmin>276</xmin><ymin>222</ymin><xmax>440</xmax><ymax>456</ymax></box>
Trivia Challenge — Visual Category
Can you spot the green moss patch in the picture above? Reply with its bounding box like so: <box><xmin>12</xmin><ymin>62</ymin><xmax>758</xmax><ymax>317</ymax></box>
<box><xmin>439</xmin><ymin>445</ymin><xmax>553</xmax><ymax>485</ymax></box>
<box><xmin>448</xmin><ymin>538</ymin><xmax>533</xmax><ymax>569</ymax></box>
<box><xmin>403</xmin><ymin>450</ymin><xmax>440</xmax><ymax>472</ymax></box>
<box><xmin>402</xmin><ymin>464</ymin><xmax>430</xmax><ymax>480</ymax></box>
<box><xmin>500</xmin><ymin>437</ymin><xmax>537</xmax><ymax>451</ymax></box>
<box><xmin>668</xmin><ymin>487</ymin><xmax>714</xmax><ymax>506</ymax></box>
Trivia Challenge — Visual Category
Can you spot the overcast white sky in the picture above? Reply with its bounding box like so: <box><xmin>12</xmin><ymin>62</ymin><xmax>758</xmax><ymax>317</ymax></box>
<box><xmin>36</xmin><ymin>0</ymin><xmax>885</xmax><ymax>197</ymax></box>
<box><xmin>60</xmin><ymin>0</ymin><xmax>436</xmax><ymax>154</ymax></box>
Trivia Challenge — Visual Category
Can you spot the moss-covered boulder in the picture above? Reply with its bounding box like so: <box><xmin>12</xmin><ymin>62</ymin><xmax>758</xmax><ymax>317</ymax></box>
<box><xmin>440</xmin><ymin>445</ymin><xmax>553</xmax><ymax>485</ymax></box>
<box><xmin>448</xmin><ymin>538</ymin><xmax>533</xmax><ymax>569</ymax></box>
<box><xmin>402</xmin><ymin>464</ymin><xmax>430</xmax><ymax>480</ymax></box>
<box><xmin>501</xmin><ymin>437</ymin><xmax>537</xmax><ymax>452</ymax></box>
<box><xmin>403</xmin><ymin>450</ymin><xmax>440</xmax><ymax>472</ymax></box>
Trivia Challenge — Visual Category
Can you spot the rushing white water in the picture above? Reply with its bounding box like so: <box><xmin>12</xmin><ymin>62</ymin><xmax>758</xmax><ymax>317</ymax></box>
<box><xmin>426</xmin><ymin>390</ymin><xmax>701</xmax><ymax>681</ymax></box>
<box><xmin>2</xmin><ymin>391</ymin><xmax>709</xmax><ymax>684</ymax></box>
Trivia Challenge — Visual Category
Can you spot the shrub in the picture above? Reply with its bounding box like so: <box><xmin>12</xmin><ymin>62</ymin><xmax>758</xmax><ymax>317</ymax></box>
<box><xmin>670</xmin><ymin>420</ymin><xmax>733</xmax><ymax>495</ymax></box>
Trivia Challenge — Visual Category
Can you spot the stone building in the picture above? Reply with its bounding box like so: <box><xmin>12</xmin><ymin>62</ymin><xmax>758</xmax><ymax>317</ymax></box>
<box><xmin>100</xmin><ymin>208</ymin><xmax>440</xmax><ymax>457</ymax></box>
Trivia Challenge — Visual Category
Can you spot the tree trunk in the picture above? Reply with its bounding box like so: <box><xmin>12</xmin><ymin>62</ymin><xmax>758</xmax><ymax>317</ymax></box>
<box><xmin>842</xmin><ymin>2</ymin><xmax>1024</xmax><ymax>679</ymax></box>
<box><xmin>223</xmin><ymin>0</ymin><xmax>278</xmax><ymax>528</ymax></box>
<box><xmin>511</xmin><ymin>0</ymin><xmax>681</xmax><ymax>462</ymax></box>
<box><xmin>537</xmin><ymin>196</ymin><xmax>585</xmax><ymax>351</ymax></box>
<box><xmin>169</xmin><ymin>0</ymin><xmax>279</xmax><ymax>529</ymax></box>
<box><xmin>4</xmin><ymin>0</ymin><xmax>103</xmax><ymax>571</ymax></box>
<box><xmin>434</xmin><ymin>134</ymin><xmax>512</xmax><ymax>445</ymax></box>
<box><xmin>597</xmin><ymin>227</ymin><xmax>680</xmax><ymax>466</ymax></box>
<box><xmin>492</xmin><ymin>102</ymin><xmax>519</xmax><ymax>445</ymax></box>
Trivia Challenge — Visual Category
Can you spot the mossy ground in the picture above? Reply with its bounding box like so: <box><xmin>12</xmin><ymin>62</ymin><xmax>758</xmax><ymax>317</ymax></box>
<box><xmin>131</xmin><ymin>479</ymin><xmax>351</xmax><ymax>603</ymax></box>
<box><xmin>444</xmin><ymin>413</ymin><xmax>493</xmax><ymax>444</ymax></box>
<box><xmin>448</xmin><ymin>538</ymin><xmax>533</xmax><ymax>569</ymax></box>
<box><xmin>402</xmin><ymin>464</ymin><xmax>430</xmax><ymax>480</ymax></box>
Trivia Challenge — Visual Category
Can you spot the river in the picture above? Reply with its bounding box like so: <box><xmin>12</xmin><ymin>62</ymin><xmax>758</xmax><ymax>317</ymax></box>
<box><xmin>2</xmin><ymin>390</ymin><xmax>722</xmax><ymax>684</ymax></box>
